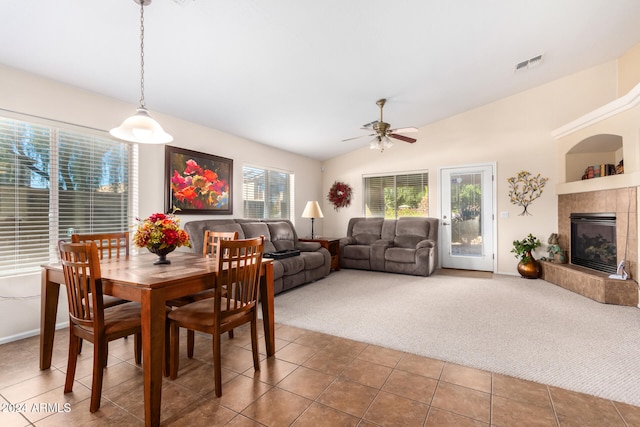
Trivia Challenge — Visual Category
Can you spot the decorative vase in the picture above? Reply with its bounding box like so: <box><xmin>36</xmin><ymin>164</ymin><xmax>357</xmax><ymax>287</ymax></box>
<box><xmin>148</xmin><ymin>245</ymin><xmax>176</xmax><ymax>265</ymax></box>
<box><xmin>517</xmin><ymin>251</ymin><xmax>541</xmax><ymax>279</ymax></box>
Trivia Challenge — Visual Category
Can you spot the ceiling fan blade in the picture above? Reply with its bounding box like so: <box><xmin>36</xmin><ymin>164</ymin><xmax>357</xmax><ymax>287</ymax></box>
<box><xmin>390</xmin><ymin>127</ymin><xmax>418</xmax><ymax>133</ymax></box>
<box><xmin>342</xmin><ymin>133</ymin><xmax>375</xmax><ymax>142</ymax></box>
<box><xmin>390</xmin><ymin>133</ymin><xmax>417</xmax><ymax>143</ymax></box>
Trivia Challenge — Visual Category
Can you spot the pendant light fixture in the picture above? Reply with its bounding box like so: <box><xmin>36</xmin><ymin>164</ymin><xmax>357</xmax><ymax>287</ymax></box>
<box><xmin>110</xmin><ymin>0</ymin><xmax>173</xmax><ymax>144</ymax></box>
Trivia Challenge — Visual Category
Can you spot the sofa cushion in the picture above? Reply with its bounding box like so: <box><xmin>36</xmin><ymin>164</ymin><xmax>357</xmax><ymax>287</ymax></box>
<box><xmin>301</xmin><ymin>252</ymin><xmax>325</xmax><ymax>270</ymax></box>
<box><xmin>385</xmin><ymin>247</ymin><xmax>416</xmax><ymax>263</ymax></box>
<box><xmin>343</xmin><ymin>245</ymin><xmax>370</xmax><ymax>260</ymax></box>
<box><xmin>207</xmin><ymin>223</ymin><xmax>245</xmax><ymax>239</ymax></box>
<box><xmin>394</xmin><ymin>235</ymin><xmax>424</xmax><ymax>249</ymax></box>
<box><xmin>352</xmin><ymin>219</ymin><xmax>383</xmax><ymax>245</ymax></box>
<box><xmin>240</xmin><ymin>223</ymin><xmax>276</xmax><ymax>253</ymax></box>
<box><xmin>278</xmin><ymin>256</ymin><xmax>305</xmax><ymax>276</ymax></box>
<box><xmin>267</xmin><ymin>221</ymin><xmax>295</xmax><ymax>241</ymax></box>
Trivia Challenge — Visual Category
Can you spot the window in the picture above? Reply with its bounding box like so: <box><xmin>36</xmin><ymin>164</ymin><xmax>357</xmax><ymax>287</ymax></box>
<box><xmin>363</xmin><ymin>171</ymin><xmax>429</xmax><ymax>218</ymax></box>
<box><xmin>243</xmin><ymin>165</ymin><xmax>294</xmax><ymax>219</ymax></box>
<box><xmin>0</xmin><ymin>116</ymin><xmax>136</xmax><ymax>277</ymax></box>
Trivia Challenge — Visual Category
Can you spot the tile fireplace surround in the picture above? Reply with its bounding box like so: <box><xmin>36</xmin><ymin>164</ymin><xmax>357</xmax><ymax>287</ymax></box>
<box><xmin>540</xmin><ymin>187</ymin><xmax>639</xmax><ymax>306</ymax></box>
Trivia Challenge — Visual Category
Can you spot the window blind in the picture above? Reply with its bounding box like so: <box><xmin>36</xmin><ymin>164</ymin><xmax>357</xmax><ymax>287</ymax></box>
<box><xmin>363</xmin><ymin>171</ymin><xmax>429</xmax><ymax>219</ymax></box>
<box><xmin>243</xmin><ymin>165</ymin><xmax>293</xmax><ymax>219</ymax></box>
<box><xmin>0</xmin><ymin>116</ymin><xmax>134</xmax><ymax>277</ymax></box>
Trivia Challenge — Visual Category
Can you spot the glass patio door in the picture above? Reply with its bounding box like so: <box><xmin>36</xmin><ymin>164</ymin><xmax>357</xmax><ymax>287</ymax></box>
<box><xmin>440</xmin><ymin>164</ymin><xmax>494</xmax><ymax>271</ymax></box>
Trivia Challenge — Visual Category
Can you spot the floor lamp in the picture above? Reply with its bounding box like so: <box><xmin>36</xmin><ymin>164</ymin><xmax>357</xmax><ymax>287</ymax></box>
<box><xmin>302</xmin><ymin>201</ymin><xmax>324</xmax><ymax>239</ymax></box>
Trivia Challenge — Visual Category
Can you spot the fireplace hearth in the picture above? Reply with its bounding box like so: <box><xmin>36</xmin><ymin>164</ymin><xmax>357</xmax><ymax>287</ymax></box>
<box><xmin>570</xmin><ymin>213</ymin><xmax>617</xmax><ymax>274</ymax></box>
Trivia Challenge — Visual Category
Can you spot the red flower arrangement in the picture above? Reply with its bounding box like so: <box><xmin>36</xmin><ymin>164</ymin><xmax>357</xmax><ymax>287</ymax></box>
<box><xmin>327</xmin><ymin>181</ymin><xmax>352</xmax><ymax>210</ymax></box>
<box><xmin>133</xmin><ymin>211</ymin><xmax>191</xmax><ymax>250</ymax></box>
<box><xmin>170</xmin><ymin>159</ymin><xmax>229</xmax><ymax>210</ymax></box>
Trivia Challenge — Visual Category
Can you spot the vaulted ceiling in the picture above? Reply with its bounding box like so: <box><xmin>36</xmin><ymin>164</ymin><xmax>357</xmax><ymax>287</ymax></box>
<box><xmin>2</xmin><ymin>0</ymin><xmax>640</xmax><ymax>160</ymax></box>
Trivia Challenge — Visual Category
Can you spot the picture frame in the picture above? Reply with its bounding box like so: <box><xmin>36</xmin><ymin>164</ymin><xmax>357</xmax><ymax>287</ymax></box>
<box><xmin>164</xmin><ymin>145</ymin><xmax>233</xmax><ymax>215</ymax></box>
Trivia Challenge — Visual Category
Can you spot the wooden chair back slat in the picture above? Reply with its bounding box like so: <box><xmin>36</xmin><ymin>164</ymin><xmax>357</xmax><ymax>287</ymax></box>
<box><xmin>217</xmin><ymin>236</ymin><xmax>264</xmax><ymax>317</ymax></box>
<box><xmin>58</xmin><ymin>241</ymin><xmax>104</xmax><ymax>329</ymax></box>
<box><xmin>203</xmin><ymin>230</ymin><xmax>238</xmax><ymax>258</ymax></box>
<box><xmin>71</xmin><ymin>232</ymin><xmax>130</xmax><ymax>260</ymax></box>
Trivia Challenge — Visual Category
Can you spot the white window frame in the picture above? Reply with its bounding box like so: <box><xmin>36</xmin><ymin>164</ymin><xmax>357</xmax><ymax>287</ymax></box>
<box><xmin>242</xmin><ymin>164</ymin><xmax>294</xmax><ymax>220</ymax></box>
<box><xmin>363</xmin><ymin>170</ymin><xmax>429</xmax><ymax>219</ymax></box>
<box><xmin>0</xmin><ymin>114</ymin><xmax>137</xmax><ymax>277</ymax></box>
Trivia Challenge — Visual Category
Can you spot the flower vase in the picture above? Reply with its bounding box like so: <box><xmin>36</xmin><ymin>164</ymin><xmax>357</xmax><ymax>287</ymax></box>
<box><xmin>148</xmin><ymin>245</ymin><xmax>176</xmax><ymax>265</ymax></box>
<box><xmin>517</xmin><ymin>251</ymin><xmax>541</xmax><ymax>279</ymax></box>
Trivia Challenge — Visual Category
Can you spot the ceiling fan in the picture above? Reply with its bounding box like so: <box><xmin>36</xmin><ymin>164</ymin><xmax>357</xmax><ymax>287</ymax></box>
<box><xmin>343</xmin><ymin>98</ymin><xmax>418</xmax><ymax>151</ymax></box>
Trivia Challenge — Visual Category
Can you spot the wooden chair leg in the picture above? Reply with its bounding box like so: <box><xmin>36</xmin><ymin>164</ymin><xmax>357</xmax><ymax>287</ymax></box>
<box><xmin>90</xmin><ymin>339</ymin><xmax>106</xmax><ymax>412</ymax></box>
<box><xmin>250</xmin><ymin>319</ymin><xmax>260</xmax><ymax>371</ymax></box>
<box><xmin>77</xmin><ymin>338</ymin><xmax>83</xmax><ymax>355</ymax></box>
<box><xmin>213</xmin><ymin>331</ymin><xmax>222</xmax><ymax>397</ymax></box>
<box><xmin>169</xmin><ymin>322</ymin><xmax>180</xmax><ymax>380</ymax></box>
<box><xmin>134</xmin><ymin>333</ymin><xmax>142</xmax><ymax>365</ymax></box>
<box><xmin>187</xmin><ymin>330</ymin><xmax>195</xmax><ymax>358</ymax></box>
<box><xmin>164</xmin><ymin>319</ymin><xmax>170</xmax><ymax>377</ymax></box>
<box><xmin>228</xmin><ymin>329</ymin><xmax>234</xmax><ymax>339</ymax></box>
<box><xmin>64</xmin><ymin>332</ymin><xmax>80</xmax><ymax>393</ymax></box>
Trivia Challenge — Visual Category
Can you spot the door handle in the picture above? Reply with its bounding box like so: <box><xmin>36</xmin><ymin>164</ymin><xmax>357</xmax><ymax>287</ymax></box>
<box><xmin>442</xmin><ymin>222</ymin><xmax>450</xmax><ymax>226</ymax></box>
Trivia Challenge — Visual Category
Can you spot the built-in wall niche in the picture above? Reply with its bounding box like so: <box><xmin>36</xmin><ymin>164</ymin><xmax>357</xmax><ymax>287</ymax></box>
<box><xmin>565</xmin><ymin>133</ymin><xmax>623</xmax><ymax>182</ymax></box>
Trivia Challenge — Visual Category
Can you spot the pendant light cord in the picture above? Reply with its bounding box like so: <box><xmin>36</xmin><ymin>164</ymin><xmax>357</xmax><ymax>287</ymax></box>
<box><xmin>139</xmin><ymin>0</ymin><xmax>146</xmax><ymax>108</ymax></box>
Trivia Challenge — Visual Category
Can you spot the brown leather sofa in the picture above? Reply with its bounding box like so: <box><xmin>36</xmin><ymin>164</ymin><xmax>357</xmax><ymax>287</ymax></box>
<box><xmin>184</xmin><ymin>219</ymin><xmax>331</xmax><ymax>295</ymax></box>
<box><xmin>339</xmin><ymin>217</ymin><xmax>439</xmax><ymax>276</ymax></box>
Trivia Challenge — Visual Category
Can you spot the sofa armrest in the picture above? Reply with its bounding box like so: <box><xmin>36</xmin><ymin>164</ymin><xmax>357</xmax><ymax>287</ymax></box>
<box><xmin>340</xmin><ymin>237</ymin><xmax>356</xmax><ymax>246</ymax></box>
<box><xmin>416</xmin><ymin>239</ymin><xmax>436</xmax><ymax>249</ymax></box>
<box><xmin>295</xmin><ymin>241</ymin><xmax>322</xmax><ymax>251</ymax></box>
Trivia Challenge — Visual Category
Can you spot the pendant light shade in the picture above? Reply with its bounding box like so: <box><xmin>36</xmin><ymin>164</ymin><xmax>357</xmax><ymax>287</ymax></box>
<box><xmin>110</xmin><ymin>0</ymin><xmax>172</xmax><ymax>144</ymax></box>
<box><xmin>110</xmin><ymin>107</ymin><xmax>173</xmax><ymax>144</ymax></box>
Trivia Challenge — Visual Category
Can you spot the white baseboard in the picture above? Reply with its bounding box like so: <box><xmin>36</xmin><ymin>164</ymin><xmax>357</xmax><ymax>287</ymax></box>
<box><xmin>0</xmin><ymin>321</ymin><xmax>70</xmax><ymax>345</ymax></box>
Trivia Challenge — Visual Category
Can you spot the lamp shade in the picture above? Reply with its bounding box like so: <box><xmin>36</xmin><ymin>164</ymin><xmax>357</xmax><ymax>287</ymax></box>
<box><xmin>302</xmin><ymin>201</ymin><xmax>324</xmax><ymax>219</ymax></box>
<box><xmin>110</xmin><ymin>107</ymin><xmax>173</xmax><ymax>144</ymax></box>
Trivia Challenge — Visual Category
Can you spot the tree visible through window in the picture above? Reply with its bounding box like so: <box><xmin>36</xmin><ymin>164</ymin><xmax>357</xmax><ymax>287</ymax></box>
<box><xmin>0</xmin><ymin>117</ymin><xmax>135</xmax><ymax>277</ymax></box>
<box><xmin>364</xmin><ymin>172</ymin><xmax>429</xmax><ymax>218</ymax></box>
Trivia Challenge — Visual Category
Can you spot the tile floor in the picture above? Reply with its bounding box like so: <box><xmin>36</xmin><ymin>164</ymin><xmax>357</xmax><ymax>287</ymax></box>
<box><xmin>1</xmin><ymin>322</ymin><xmax>639</xmax><ymax>426</ymax></box>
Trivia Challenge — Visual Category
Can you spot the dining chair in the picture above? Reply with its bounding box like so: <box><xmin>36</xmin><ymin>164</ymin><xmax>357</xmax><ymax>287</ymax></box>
<box><xmin>202</xmin><ymin>230</ymin><xmax>239</xmax><ymax>257</ymax></box>
<box><xmin>71</xmin><ymin>232</ymin><xmax>130</xmax><ymax>308</ymax></box>
<box><xmin>70</xmin><ymin>232</ymin><xmax>132</xmax><ymax>356</ymax></box>
<box><xmin>58</xmin><ymin>241</ymin><xmax>146</xmax><ymax>412</ymax></box>
<box><xmin>166</xmin><ymin>230</ymin><xmax>238</xmax><ymax>358</ymax></box>
<box><xmin>71</xmin><ymin>232</ymin><xmax>130</xmax><ymax>259</ymax></box>
<box><xmin>168</xmin><ymin>236</ymin><xmax>264</xmax><ymax>397</ymax></box>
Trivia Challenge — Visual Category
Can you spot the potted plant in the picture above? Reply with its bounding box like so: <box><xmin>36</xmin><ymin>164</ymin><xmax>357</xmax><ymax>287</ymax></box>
<box><xmin>511</xmin><ymin>233</ymin><xmax>542</xmax><ymax>278</ymax></box>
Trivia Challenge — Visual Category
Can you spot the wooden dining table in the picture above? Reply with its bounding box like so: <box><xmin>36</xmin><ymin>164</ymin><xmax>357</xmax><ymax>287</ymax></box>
<box><xmin>39</xmin><ymin>251</ymin><xmax>275</xmax><ymax>427</ymax></box>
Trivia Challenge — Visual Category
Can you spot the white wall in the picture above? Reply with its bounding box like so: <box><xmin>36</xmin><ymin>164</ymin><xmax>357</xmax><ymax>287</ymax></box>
<box><xmin>320</xmin><ymin>61</ymin><xmax>619</xmax><ymax>275</ymax></box>
<box><xmin>0</xmin><ymin>64</ymin><xmax>323</xmax><ymax>342</ymax></box>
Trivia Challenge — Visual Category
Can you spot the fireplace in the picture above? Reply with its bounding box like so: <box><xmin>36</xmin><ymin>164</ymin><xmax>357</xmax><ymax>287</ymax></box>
<box><xmin>570</xmin><ymin>213</ymin><xmax>617</xmax><ymax>274</ymax></box>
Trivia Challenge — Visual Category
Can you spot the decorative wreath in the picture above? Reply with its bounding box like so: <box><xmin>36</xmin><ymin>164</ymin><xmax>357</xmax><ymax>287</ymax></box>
<box><xmin>327</xmin><ymin>181</ymin><xmax>352</xmax><ymax>210</ymax></box>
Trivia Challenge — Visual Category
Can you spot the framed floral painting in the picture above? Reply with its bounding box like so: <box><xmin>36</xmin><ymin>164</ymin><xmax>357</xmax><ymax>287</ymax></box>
<box><xmin>164</xmin><ymin>146</ymin><xmax>233</xmax><ymax>215</ymax></box>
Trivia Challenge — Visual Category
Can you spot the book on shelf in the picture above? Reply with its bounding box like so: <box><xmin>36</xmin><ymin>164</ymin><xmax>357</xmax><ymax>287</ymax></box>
<box><xmin>582</xmin><ymin>163</ymin><xmax>616</xmax><ymax>180</ymax></box>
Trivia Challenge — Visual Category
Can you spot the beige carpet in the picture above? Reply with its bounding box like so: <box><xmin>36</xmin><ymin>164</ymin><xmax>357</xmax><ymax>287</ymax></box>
<box><xmin>270</xmin><ymin>268</ymin><xmax>640</xmax><ymax>406</ymax></box>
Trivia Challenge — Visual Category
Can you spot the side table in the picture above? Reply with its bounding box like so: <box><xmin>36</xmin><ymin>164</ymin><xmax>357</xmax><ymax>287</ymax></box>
<box><xmin>299</xmin><ymin>237</ymin><xmax>342</xmax><ymax>271</ymax></box>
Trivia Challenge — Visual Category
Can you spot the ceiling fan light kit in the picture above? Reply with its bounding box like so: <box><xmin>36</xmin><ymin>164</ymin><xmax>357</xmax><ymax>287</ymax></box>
<box><xmin>110</xmin><ymin>0</ymin><xmax>173</xmax><ymax>144</ymax></box>
<box><xmin>343</xmin><ymin>98</ymin><xmax>417</xmax><ymax>152</ymax></box>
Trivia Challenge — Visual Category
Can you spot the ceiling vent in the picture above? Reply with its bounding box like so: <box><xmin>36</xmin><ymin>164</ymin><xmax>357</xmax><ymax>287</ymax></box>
<box><xmin>514</xmin><ymin>54</ymin><xmax>544</xmax><ymax>73</ymax></box>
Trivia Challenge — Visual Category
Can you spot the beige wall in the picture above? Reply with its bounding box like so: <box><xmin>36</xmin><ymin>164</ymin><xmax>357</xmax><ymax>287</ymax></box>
<box><xmin>0</xmin><ymin>64</ymin><xmax>323</xmax><ymax>342</ymax></box>
<box><xmin>0</xmin><ymin>56</ymin><xmax>629</xmax><ymax>341</ymax></box>
<box><xmin>320</xmin><ymin>61</ymin><xmax>619</xmax><ymax>275</ymax></box>
<box><xmin>618</xmin><ymin>43</ymin><xmax>640</xmax><ymax>96</ymax></box>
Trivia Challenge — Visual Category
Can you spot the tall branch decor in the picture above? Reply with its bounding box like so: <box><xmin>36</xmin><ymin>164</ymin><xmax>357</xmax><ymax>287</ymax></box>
<box><xmin>507</xmin><ymin>171</ymin><xmax>548</xmax><ymax>216</ymax></box>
